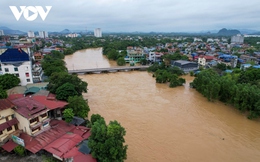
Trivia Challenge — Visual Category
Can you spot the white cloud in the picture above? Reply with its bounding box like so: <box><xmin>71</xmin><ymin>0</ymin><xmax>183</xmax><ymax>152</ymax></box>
<box><xmin>0</xmin><ymin>0</ymin><xmax>260</xmax><ymax>32</ymax></box>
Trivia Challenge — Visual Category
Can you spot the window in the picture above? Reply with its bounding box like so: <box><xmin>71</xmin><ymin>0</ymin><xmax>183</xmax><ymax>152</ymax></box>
<box><xmin>4</xmin><ymin>68</ymin><xmax>9</xmax><ymax>72</ymax></box>
<box><xmin>5</xmin><ymin>116</ymin><xmax>9</xmax><ymax>121</ymax></box>
<box><xmin>43</xmin><ymin>122</ymin><xmax>49</xmax><ymax>127</ymax></box>
<box><xmin>41</xmin><ymin>113</ymin><xmax>47</xmax><ymax>119</ymax></box>
<box><xmin>0</xmin><ymin>131</ymin><xmax>3</xmax><ymax>135</ymax></box>
<box><xmin>0</xmin><ymin>66</ymin><xmax>2</xmax><ymax>71</ymax></box>
<box><xmin>25</xmin><ymin>72</ymin><xmax>29</xmax><ymax>77</ymax></box>
<box><xmin>11</xmin><ymin>114</ymin><xmax>15</xmax><ymax>119</ymax></box>
<box><xmin>31</xmin><ymin>127</ymin><xmax>40</xmax><ymax>133</ymax></box>
<box><xmin>14</xmin><ymin>124</ymin><xmax>18</xmax><ymax>130</ymax></box>
<box><xmin>14</xmin><ymin>67</ymin><xmax>18</xmax><ymax>71</ymax></box>
<box><xmin>27</xmin><ymin>79</ymin><xmax>30</xmax><ymax>82</ymax></box>
<box><xmin>7</xmin><ymin>127</ymin><xmax>12</xmax><ymax>132</ymax></box>
<box><xmin>15</xmin><ymin>74</ymin><xmax>19</xmax><ymax>77</ymax></box>
<box><xmin>30</xmin><ymin>117</ymin><xmax>38</xmax><ymax>124</ymax></box>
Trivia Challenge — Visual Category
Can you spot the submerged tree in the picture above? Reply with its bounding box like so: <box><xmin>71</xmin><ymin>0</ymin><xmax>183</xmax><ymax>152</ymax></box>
<box><xmin>89</xmin><ymin>115</ymin><xmax>128</xmax><ymax>162</ymax></box>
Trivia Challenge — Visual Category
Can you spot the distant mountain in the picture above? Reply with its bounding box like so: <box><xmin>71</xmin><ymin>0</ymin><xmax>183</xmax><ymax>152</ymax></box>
<box><xmin>217</xmin><ymin>28</ymin><xmax>241</xmax><ymax>36</ymax></box>
<box><xmin>0</xmin><ymin>26</ymin><xmax>26</xmax><ymax>35</ymax></box>
<box><xmin>60</xmin><ymin>29</ymin><xmax>71</xmax><ymax>34</ymax></box>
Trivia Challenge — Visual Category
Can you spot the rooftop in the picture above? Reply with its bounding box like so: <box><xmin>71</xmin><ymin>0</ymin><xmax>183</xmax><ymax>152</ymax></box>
<box><xmin>12</xmin><ymin>97</ymin><xmax>47</xmax><ymax>119</ymax></box>
<box><xmin>0</xmin><ymin>99</ymin><xmax>15</xmax><ymax>111</ymax></box>
<box><xmin>0</xmin><ymin>48</ymin><xmax>29</xmax><ymax>63</ymax></box>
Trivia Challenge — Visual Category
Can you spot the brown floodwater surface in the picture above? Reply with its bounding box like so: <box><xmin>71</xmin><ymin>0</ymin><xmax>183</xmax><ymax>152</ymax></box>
<box><xmin>65</xmin><ymin>48</ymin><xmax>260</xmax><ymax>162</ymax></box>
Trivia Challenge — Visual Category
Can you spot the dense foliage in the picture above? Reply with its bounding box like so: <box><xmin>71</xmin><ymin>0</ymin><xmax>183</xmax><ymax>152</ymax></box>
<box><xmin>88</xmin><ymin>114</ymin><xmax>128</xmax><ymax>162</ymax></box>
<box><xmin>191</xmin><ymin>68</ymin><xmax>260</xmax><ymax>119</ymax></box>
<box><xmin>117</xmin><ymin>57</ymin><xmax>126</xmax><ymax>66</ymax></box>
<box><xmin>148</xmin><ymin>63</ymin><xmax>185</xmax><ymax>88</ymax></box>
<box><xmin>41</xmin><ymin>55</ymin><xmax>68</xmax><ymax>77</ymax></box>
<box><xmin>67</xmin><ymin>96</ymin><xmax>90</xmax><ymax>118</ymax></box>
<box><xmin>0</xmin><ymin>74</ymin><xmax>20</xmax><ymax>90</ymax></box>
<box><xmin>14</xmin><ymin>145</ymin><xmax>26</xmax><ymax>156</ymax></box>
<box><xmin>0</xmin><ymin>86</ymin><xmax>7</xmax><ymax>99</ymax></box>
<box><xmin>63</xmin><ymin>108</ymin><xmax>74</xmax><ymax>123</ymax></box>
<box><xmin>47</xmin><ymin>72</ymin><xmax>87</xmax><ymax>96</ymax></box>
<box><xmin>55</xmin><ymin>83</ymin><xmax>78</xmax><ymax>101</ymax></box>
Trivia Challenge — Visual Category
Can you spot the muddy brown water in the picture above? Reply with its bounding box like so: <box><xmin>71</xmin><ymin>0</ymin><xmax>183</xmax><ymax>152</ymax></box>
<box><xmin>64</xmin><ymin>48</ymin><xmax>260</xmax><ymax>162</ymax></box>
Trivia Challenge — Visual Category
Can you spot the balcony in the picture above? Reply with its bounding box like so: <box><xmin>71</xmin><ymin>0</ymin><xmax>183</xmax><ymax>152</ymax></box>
<box><xmin>30</xmin><ymin>121</ymin><xmax>41</xmax><ymax>129</ymax></box>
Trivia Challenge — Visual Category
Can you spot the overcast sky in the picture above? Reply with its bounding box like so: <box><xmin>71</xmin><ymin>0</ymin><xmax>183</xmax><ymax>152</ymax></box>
<box><xmin>0</xmin><ymin>0</ymin><xmax>260</xmax><ymax>32</ymax></box>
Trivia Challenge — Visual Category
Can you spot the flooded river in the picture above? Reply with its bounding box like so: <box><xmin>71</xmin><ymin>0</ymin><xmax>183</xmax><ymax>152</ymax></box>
<box><xmin>65</xmin><ymin>48</ymin><xmax>260</xmax><ymax>162</ymax></box>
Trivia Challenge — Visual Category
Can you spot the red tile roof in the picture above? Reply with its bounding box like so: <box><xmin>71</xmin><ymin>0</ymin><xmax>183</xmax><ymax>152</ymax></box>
<box><xmin>72</xmin><ymin>126</ymin><xmax>91</xmax><ymax>140</ymax></box>
<box><xmin>44</xmin><ymin>133</ymin><xmax>83</xmax><ymax>158</ymax></box>
<box><xmin>32</xmin><ymin>96</ymin><xmax>68</xmax><ymax>110</ymax></box>
<box><xmin>0</xmin><ymin>118</ymin><xmax>19</xmax><ymax>131</ymax></box>
<box><xmin>199</xmin><ymin>55</ymin><xmax>215</xmax><ymax>60</ymax></box>
<box><xmin>63</xmin><ymin>147</ymin><xmax>97</xmax><ymax>162</ymax></box>
<box><xmin>12</xmin><ymin>97</ymin><xmax>47</xmax><ymax>119</ymax></box>
<box><xmin>21</xmin><ymin>120</ymin><xmax>75</xmax><ymax>154</ymax></box>
<box><xmin>1</xmin><ymin>140</ymin><xmax>18</xmax><ymax>152</ymax></box>
<box><xmin>0</xmin><ymin>99</ymin><xmax>15</xmax><ymax>111</ymax></box>
<box><xmin>8</xmin><ymin>94</ymin><xmax>24</xmax><ymax>101</ymax></box>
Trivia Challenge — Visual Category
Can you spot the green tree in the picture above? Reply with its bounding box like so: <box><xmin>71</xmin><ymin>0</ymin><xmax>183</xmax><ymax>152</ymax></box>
<box><xmin>117</xmin><ymin>57</ymin><xmax>126</xmax><ymax>66</ymax></box>
<box><xmin>91</xmin><ymin>114</ymin><xmax>104</xmax><ymax>125</ymax></box>
<box><xmin>0</xmin><ymin>74</ymin><xmax>20</xmax><ymax>89</ymax></box>
<box><xmin>55</xmin><ymin>83</ymin><xmax>78</xmax><ymax>101</ymax></box>
<box><xmin>48</xmin><ymin>72</ymin><xmax>88</xmax><ymax>95</ymax></box>
<box><xmin>67</xmin><ymin>96</ymin><xmax>90</xmax><ymax>118</ymax></box>
<box><xmin>89</xmin><ymin>117</ymin><xmax>128</xmax><ymax>162</ymax></box>
<box><xmin>63</xmin><ymin>108</ymin><xmax>74</xmax><ymax>123</ymax></box>
<box><xmin>41</xmin><ymin>55</ymin><xmax>67</xmax><ymax>77</ymax></box>
<box><xmin>14</xmin><ymin>145</ymin><xmax>25</xmax><ymax>156</ymax></box>
<box><xmin>140</xmin><ymin>58</ymin><xmax>147</xmax><ymax>65</ymax></box>
<box><xmin>0</xmin><ymin>86</ymin><xmax>7</xmax><ymax>99</ymax></box>
<box><xmin>107</xmin><ymin>49</ymin><xmax>119</xmax><ymax>60</ymax></box>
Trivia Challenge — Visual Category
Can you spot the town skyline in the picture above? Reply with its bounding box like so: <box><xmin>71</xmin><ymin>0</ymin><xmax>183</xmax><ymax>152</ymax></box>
<box><xmin>0</xmin><ymin>0</ymin><xmax>260</xmax><ymax>33</ymax></box>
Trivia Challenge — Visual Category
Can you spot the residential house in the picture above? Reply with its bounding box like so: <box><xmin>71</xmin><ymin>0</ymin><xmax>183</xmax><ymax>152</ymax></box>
<box><xmin>0</xmin><ymin>48</ymin><xmax>33</xmax><ymax>85</ymax></box>
<box><xmin>198</xmin><ymin>55</ymin><xmax>215</xmax><ymax>66</ymax></box>
<box><xmin>0</xmin><ymin>99</ymin><xmax>20</xmax><ymax>145</ymax></box>
<box><xmin>33</xmin><ymin>52</ymin><xmax>43</xmax><ymax>62</ymax></box>
<box><xmin>32</xmin><ymin>64</ymin><xmax>43</xmax><ymax>83</ymax></box>
<box><xmin>125</xmin><ymin>47</ymin><xmax>145</xmax><ymax>63</ymax></box>
<box><xmin>171</xmin><ymin>60</ymin><xmax>199</xmax><ymax>72</ymax></box>
<box><xmin>148</xmin><ymin>52</ymin><xmax>163</xmax><ymax>63</ymax></box>
<box><xmin>240</xmin><ymin>55</ymin><xmax>258</xmax><ymax>64</ymax></box>
<box><xmin>11</xmin><ymin>97</ymin><xmax>50</xmax><ymax>136</ymax></box>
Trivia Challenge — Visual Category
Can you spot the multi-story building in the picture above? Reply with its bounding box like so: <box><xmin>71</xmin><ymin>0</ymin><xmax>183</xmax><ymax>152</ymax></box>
<box><xmin>94</xmin><ymin>28</ymin><xmax>102</xmax><ymax>37</ymax></box>
<box><xmin>12</xmin><ymin>97</ymin><xmax>50</xmax><ymax>137</ymax></box>
<box><xmin>231</xmin><ymin>34</ymin><xmax>244</xmax><ymax>44</ymax></box>
<box><xmin>28</xmin><ymin>31</ymin><xmax>35</xmax><ymax>38</ymax></box>
<box><xmin>0</xmin><ymin>48</ymin><xmax>33</xmax><ymax>85</ymax></box>
<box><xmin>0</xmin><ymin>99</ymin><xmax>20</xmax><ymax>145</ymax></box>
<box><xmin>0</xmin><ymin>30</ymin><xmax>4</xmax><ymax>36</ymax></box>
<box><xmin>125</xmin><ymin>47</ymin><xmax>145</xmax><ymax>63</ymax></box>
<box><xmin>39</xmin><ymin>31</ymin><xmax>48</xmax><ymax>38</ymax></box>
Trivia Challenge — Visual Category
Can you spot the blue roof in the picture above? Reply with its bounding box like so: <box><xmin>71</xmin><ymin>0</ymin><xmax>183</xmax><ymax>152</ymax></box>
<box><xmin>0</xmin><ymin>48</ymin><xmax>29</xmax><ymax>63</ymax></box>
<box><xmin>253</xmin><ymin>65</ymin><xmax>260</xmax><ymax>69</ymax></box>
<box><xmin>225</xmin><ymin>70</ymin><xmax>233</xmax><ymax>73</ymax></box>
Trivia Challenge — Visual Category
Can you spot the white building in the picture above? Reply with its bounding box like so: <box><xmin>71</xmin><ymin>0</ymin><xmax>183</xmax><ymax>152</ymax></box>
<box><xmin>231</xmin><ymin>34</ymin><xmax>244</xmax><ymax>44</ymax></box>
<box><xmin>65</xmin><ymin>33</ymin><xmax>80</xmax><ymax>38</ymax></box>
<box><xmin>0</xmin><ymin>48</ymin><xmax>33</xmax><ymax>86</ymax></box>
<box><xmin>94</xmin><ymin>28</ymin><xmax>102</xmax><ymax>37</ymax></box>
<box><xmin>28</xmin><ymin>31</ymin><xmax>35</xmax><ymax>38</ymax></box>
<box><xmin>39</xmin><ymin>31</ymin><xmax>48</xmax><ymax>38</ymax></box>
<box><xmin>0</xmin><ymin>30</ymin><xmax>4</xmax><ymax>36</ymax></box>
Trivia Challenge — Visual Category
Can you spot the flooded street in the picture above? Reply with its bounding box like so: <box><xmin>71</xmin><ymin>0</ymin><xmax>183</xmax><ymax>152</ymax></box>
<box><xmin>65</xmin><ymin>48</ymin><xmax>260</xmax><ymax>162</ymax></box>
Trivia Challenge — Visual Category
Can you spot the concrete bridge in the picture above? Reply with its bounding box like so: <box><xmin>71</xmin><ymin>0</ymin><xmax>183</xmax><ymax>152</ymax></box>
<box><xmin>68</xmin><ymin>65</ymin><xmax>150</xmax><ymax>74</ymax></box>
